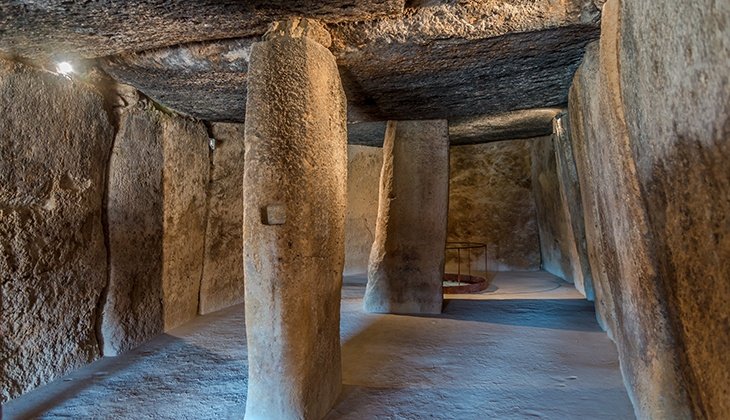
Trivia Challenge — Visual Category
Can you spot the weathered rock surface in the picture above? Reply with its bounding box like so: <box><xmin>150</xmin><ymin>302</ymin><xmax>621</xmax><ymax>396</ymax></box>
<box><xmin>103</xmin><ymin>100</ymin><xmax>165</xmax><ymax>356</ymax></box>
<box><xmin>199</xmin><ymin>123</ymin><xmax>245</xmax><ymax>315</ymax></box>
<box><xmin>348</xmin><ymin>109</ymin><xmax>563</xmax><ymax>147</ymax></box>
<box><xmin>448</xmin><ymin>140</ymin><xmax>540</xmax><ymax>271</ymax></box>
<box><xmin>242</xmin><ymin>19</ymin><xmax>347</xmax><ymax>420</ymax></box>
<box><xmin>365</xmin><ymin>120</ymin><xmax>449</xmax><ymax>314</ymax></box>
<box><xmin>550</xmin><ymin>114</ymin><xmax>594</xmax><ymax>299</ymax></box>
<box><xmin>103</xmin><ymin>98</ymin><xmax>209</xmax><ymax>355</ymax></box>
<box><xmin>565</xmin><ymin>0</ymin><xmax>730</xmax><ymax>415</ymax></box>
<box><xmin>344</xmin><ymin>145</ymin><xmax>383</xmax><ymax>275</ymax></box>
<box><xmin>531</xmin><ymin>136</ymin><xmax>575</xmax><ymax>281</ymax></box>
<box><xmin>0</xmin><ymin>1</ymin><xmax>404</xmax><ymax>59</ymax></box>
<box><xmin>101</xmin><ymin>1</ymin><xmax>599</xmax><ymax>123</ymax></box>
<box><xmin>616</xmin><ymin>0</ymin><xmax>729</xmax><ymax>416</ymax></box>
<box><xmin>159</xmin><ymin>116</ymin><xmax>209</xmax><ymax>330</ymax></box>
<box><xmin>0</xmin><ymin>59</ymin><xmax>114</xmax><ymax>401</ymax></box>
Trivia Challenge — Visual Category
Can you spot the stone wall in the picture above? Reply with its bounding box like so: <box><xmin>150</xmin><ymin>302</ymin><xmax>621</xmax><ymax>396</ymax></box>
<box><xmin>344</xmin><ymin>145</ymin><xmax>382</xmax><ymax>274</ymax></box>
<box><xmin>0</xmin><ymin>60</ymin><xmax>114</xmax><ymax>401</ymax></box>
<box><xmin>103</xmin><ymin>98</ymin><xmax>209</xmax><ymax>354</ymax></box>
<box><xmin>447</xmin><ymin>140</ymin><xmax>540</xmax><ymax>271</ymax></box>
<box><xmin>530</xmin><ymin>127</ymin><xmax>594</xmax><ymax>299</ymax></box>
<box><xmin>568</xmin><ymin>0</ymin><xmax>729</xmax><ymax>417</ymax></box>
<box><xmin>199</xmin><ymin>123</ymin><xmax>245</xmax><ymax>314</ymax></box>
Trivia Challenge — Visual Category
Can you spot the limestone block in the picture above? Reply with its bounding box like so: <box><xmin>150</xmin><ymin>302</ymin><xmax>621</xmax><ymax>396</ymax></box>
<box><xmin>199</xmin><ymin>123</ymin><xmax>245</xmax><ymax>314</ymax></box>
<box><xmin>103</xmin><ymin>101</ymin><xmax>209</xmax><ymax>355</ymax></box>
<box><xmin>243</xmin><ymin>18</ymin><xmax>347</xmax><ymax>420</ymax></box>
<box><xmin>567</xmin><ymin>0</ymin><xmax>695</xmax><ymax>416</ymax></box>
<box><xmin>344</xmin><ymin>145</ymin><xmax>383</xmax><ymax>275</ymax></box>
<box><xmin>617</xmin><ymin>0</ymin><xmax>730</xmax><ymax>416</ymax></box>
<box><xmin>0</xmin><ymin>59</ymin><xmax>113</xmax><ymax>401</ymax></box>
<box><xmin>447</xmin><ymin>140</ymin><xmax>540</xmax><ymax>271</ymax></box>
<box><xmin>552</xmin><ymin>114</ymin><xmax>594</xmax><ymax>300</ymax></box>
<box><xmin>364</xmin><ymin>120</ymin><xmax>449</xmax><ymax>314</ymax></box>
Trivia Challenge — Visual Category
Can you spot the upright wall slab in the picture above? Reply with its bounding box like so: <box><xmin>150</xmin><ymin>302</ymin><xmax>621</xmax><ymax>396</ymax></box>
<box><xmin>103</xmin><ymin>98</ymin><xmax>209</xmax><ymax>355</ymax></box>
<box><xmin>530</xmin><ymin>128</ymin><xmax>594</xmax><ymax>299</ymax></box>
<box><xmin>243</xmin><ymin>18</ymin><xmax>347</xmax><ymax>420</ymax></box>
<box><xmin>566</xmin><ymin>0</ymin><xmax>730</xmax><ymax>416</ymax></box>
<box><xmin>0</xmin><ymin>60</ymin><xmax>113</xmax><ymax>401</ymax></box>
<box><xmin>344</xmin><ymin>145</ymin><xmax>383</xmax><ymax>275</ymax></box>
<box><xmin>448</xmin><ymin>140</ymin><xmax>540</xmax><ymax>271</ymax></box>
<box><xmin>199</xmin><ymin>123</ymin><xmax>246</xmax><ymax>314</ymax></box>
<box><xmin>365</xmin><ymin>120</ymin><xmax>449</xmax><ymax>314</ymax></box>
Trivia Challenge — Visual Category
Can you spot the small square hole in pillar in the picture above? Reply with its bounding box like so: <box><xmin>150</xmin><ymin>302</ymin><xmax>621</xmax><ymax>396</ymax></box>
<box><xmin>262</xmin><ymin>204</ymin><xmax>286</xmax><ymax>225</ymax></box>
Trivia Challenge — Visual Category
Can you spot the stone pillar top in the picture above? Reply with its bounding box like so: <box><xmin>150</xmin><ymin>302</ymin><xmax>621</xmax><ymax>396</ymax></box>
<box><xmin>263</xmin><ymin>17</ymin><xmax>332</xmax><ymax>48</ymax></box>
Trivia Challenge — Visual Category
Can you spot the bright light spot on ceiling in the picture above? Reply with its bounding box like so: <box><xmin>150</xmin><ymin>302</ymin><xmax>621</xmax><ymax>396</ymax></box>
<box><xmin>56</xmin><ymin>61</ymin><xmax>74</xmax><ymax>76</ymax></box>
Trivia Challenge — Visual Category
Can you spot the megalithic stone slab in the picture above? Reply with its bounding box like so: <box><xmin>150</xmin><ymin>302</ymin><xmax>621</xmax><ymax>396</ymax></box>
<box><xmin>242</xmin><ymin>18</ymin><xmax>347</xmax><ymax>420</ymax></box>
<box><xmin>364</xmin><ymin>120</ymin><xmax>449</xmax><ymax>314</ymax></box>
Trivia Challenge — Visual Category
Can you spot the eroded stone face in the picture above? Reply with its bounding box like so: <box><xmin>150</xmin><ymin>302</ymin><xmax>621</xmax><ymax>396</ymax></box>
<box><xmin>345</xmin><ymin>145</ymin><xmax>383</xmax><ymax>275</ymax></box>
<box><xmin>365</xmin><ymin>120</ymin><xmax>449</xmax><ymax>315</ymax></box>
<box><xmin>199</xmin><ymin>123</ymin><xmax>245</xmax><ymax>315</ymax></box>
<box><xmin>0</xmin><ymin>1</ymin><xmax>405</xmax><ymax>59</ymax></box>
<box><xmin>447</xmin><ymin>140</ymin><xmax>540</xmax><ymax>271</ymax></box>
<box><xmin>0</xmin><ymin>59</ymin><xmax>114</xmax><ymax>401</ymax></box>
<box><xmin>103</xmin><ymin>99</ymin><xmax>209</xmax><ymax>355</ymax></box>
<box><xmin>100</xmin><ymin>0</ymin><xmax>599</xmax><ymax>123</ymax></box>
<box><xmin>242</xmin><ymin>19</ymin><xmax>347</xmax><ymax>420</ymax></box>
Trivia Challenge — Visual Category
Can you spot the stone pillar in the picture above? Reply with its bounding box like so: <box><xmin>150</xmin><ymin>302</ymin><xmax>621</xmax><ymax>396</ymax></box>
<box><xmin>242</xmin><ymin>18</ymin><xmax>347</xmax><ymax>420</ymax></box>
<box><xmin>364</xmin><ymin>120</ymin><xmax>449</xmax><ymax>314</ymax></box>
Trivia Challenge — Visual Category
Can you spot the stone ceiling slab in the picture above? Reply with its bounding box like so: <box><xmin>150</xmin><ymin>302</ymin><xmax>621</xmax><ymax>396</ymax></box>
<box><xmin>0</xmin><ymin>0</ymin><xmax>404</xmax><ymax>59</ymax></box>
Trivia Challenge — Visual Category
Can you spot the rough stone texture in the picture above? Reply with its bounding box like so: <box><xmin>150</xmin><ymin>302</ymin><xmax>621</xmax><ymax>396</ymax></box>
<box><xmin>348</xmin><ymin>109</ymin><xmax>563</xmax><ymax>147</ymax></box>
<box><xmin>530</xmin><ymin>132</ymin><xmax>593</xmax><ymax>299</ymax></box>
<box><xmin>159</xmin><ymin>116</ymin><xmax>209</xmax><ymax>330</ymax></box>
<box><xmin>331</xmin><ymin>0</ymin><xmax>600</xmax><ymax>122</ymax></box>
<box><xmin>0</xmin><ymin>59</ymin><xmax>114</xmax><ymax>401</ymax></box>
<box><xmin>364</xmin><ymin>120</ymin><xmax>449</xmax><ymax>314</ymax></box>
<box><xmin>103</xmin><ymin>99</ymin><xmax>209</xmax><ymax>355</ymax></box>
<box><xmin>199</xmin><ymin>123</ymin><xmax>246</xmax><ymax>315</ymax></box>
<box><xmin>242</xmin><ymin>18</ymin><xmax>347</xmax><ymax>420</ymax></box>
<box><xmin>100</xmin><ymin>1</ymin><xmax>598</xmax><ymax>123</ymax></box>
<box><xmin>616</xmin><ymin>0</ymin><xmax>729</xmax><ymax>417</ymax></box>
<box><xmin>344</xmin><ymin>145</ymin><xmax>383</xmax><ymax>275</ymax></box>
<box><xmin>447</xmin><ymin>140</ymin><xmax>540</xmax><ymax>271</ymax></box>
<box><xmin>551</xmin><ymin>114</ymin><xmax>594</xmax><ymax>300</ymax></box>
<box><xmin>103</xmin><ymin>99</ymin><xmax>165</xmax><ymax>356</ymax></box>
<box><xmin>0</xmin><ymin>1</ymin><xmax>404</xmax><ymax>59</ymax></box>
<box><xmin>565</xmin><ymin>0</ymin><xmax>730</xmax><ymax>415</ymax></box>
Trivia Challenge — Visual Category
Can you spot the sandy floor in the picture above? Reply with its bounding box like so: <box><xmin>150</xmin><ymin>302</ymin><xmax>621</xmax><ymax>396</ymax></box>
<box><xmin>4</xmin><ymin>271</ymin><xmax>635</xmax><ymax>419</ymax></box>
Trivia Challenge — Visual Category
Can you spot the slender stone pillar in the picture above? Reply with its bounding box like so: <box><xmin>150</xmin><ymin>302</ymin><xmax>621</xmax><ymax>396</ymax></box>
<box><xmin>242</xmin><ymin>18</ymin><xmax>347</xmax><ymax>420</ymax></box>
<box><xmin>364</xmin><ymin>120</ymin><xmax>449</xmax><ymax>314</ymax></box>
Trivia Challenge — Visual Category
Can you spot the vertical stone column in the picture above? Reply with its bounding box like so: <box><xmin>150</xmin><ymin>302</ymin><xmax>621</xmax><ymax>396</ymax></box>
<box><xmin>364</xmin><ymin>120</ymin><xmax>449</xmax><ymax>314</ymax></box>
<box><xmin>243</xmin><ymin>18</ymin><xmax>347</xmax><ymax>420</ymax></box>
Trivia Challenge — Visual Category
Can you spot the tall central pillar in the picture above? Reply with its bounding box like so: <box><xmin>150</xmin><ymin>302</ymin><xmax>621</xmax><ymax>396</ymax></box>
<box><xmin>364</xmin><ymin>120</ymin><xmax>450</xmax><ymax>314</ymax></box>
<box><xmin>243</xmin><ymin>18</ymin><xmax>347</xmax><ymax>420</ymax></box>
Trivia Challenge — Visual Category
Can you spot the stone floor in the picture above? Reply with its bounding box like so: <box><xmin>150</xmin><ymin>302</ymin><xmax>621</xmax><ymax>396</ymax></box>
<box><xmin>4</xmin><ymin>271</ymin><xmax>635</xmax><ymax>419</ymax></box>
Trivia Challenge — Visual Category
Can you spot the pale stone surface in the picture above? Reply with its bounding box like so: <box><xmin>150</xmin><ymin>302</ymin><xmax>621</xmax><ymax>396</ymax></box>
<box><xmin>4</xmin><ymin>272</ymin><xmax>634</xmax><ymax>419</ymax></box>
<box><xmin>344</xmin><ymin>145</ymin><xmax>383</xmax><ymax>275</ymax></box>
<box><xmin>365</xmin><ymin>120</ymin><xmax>449</xmax><ymax>314</ymax></box>
<box><xmin>530</xmin><ymin>134</ymin><xmax>593</xmax><ymax>299</ymax></box>
<box><xmin>243</xmin><ymin>18</ymin><xmax>347</xmax><ymax>420</ymax></box>
<box><xmin>447</xmin><ymin>140</ymin><xmax>540</xmax><ymax>271</ymax></box>
<box><xmin>0</xmin><ymin>59</ymin><xmax>113</xmax><ymax>401</ymax></box>
<box><xmin>159</xmin><ymin>116</ymin><xmax>209</xmax><ymax>330</ymax></box>
<box><xmin>551</xmin><ymin>114</ymin><xmax>594</xmax><ymax>300</ymax></box>
<box><xmin>103</xmin><ymin>100</ymin><xmax>165</xmax><ymax>356</ymax></box>
<box><xmin>617</xmin><ymin>0</ymin><xmax>729</xmax><ymax>416</ymax></box>
<box><xmin>567</xmin><ymin>0</ymin><xmax>710</xmax><ymax>416</ymax></box>
<box><xmin>103</xmin><ymin>100</ymin><xmax>209</xmax><ymax>354</ymax></box>
<box><xmin>199</xmin><ymin>123</ymin><xmax>246</xmax><ymax>315</ymax></box>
